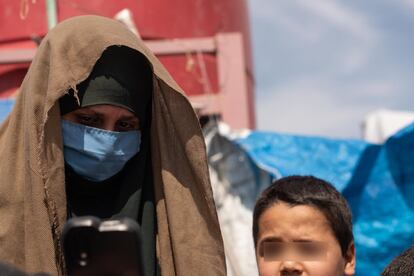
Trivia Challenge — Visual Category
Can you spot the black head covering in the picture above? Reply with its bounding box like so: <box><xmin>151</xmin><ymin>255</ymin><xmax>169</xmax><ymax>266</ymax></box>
<box><xmin>62</xmin><ymin>46</ymin><xmax>158</xmax><ymax>276</ymax></box>
<box><xmin>60</xmin><ymin>46</ymin><xmax>153</xmax><ymax>126</ymax></box>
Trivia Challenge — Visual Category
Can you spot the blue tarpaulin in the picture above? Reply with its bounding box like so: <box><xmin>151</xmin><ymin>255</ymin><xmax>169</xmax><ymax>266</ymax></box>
<box><xmin>0</xmin><ymin>99</ymin><xmax>14</xmax><ymax>122</ymax></box>
<box><xmin>235</xmin><ymin>126</ymin><xmax>414</xmax><ymax>275</ymax></box>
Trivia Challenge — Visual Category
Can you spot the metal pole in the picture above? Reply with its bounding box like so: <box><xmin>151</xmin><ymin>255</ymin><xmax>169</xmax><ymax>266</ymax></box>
<box><xmin>46</xmin><ymin>0</ymin><xmax>57</xmax><ymax>30</ymax></box>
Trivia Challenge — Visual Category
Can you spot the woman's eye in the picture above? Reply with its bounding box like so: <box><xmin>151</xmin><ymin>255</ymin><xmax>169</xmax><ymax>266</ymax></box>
<box><xmin>77</xmin><ymin>115</ymin><xmax>99</xmax><ymax>126</ymax></box>
<box><xmin>117</xmin><ymin>121</ymin><xmax>137</xmax><ymax>131</ymax></box>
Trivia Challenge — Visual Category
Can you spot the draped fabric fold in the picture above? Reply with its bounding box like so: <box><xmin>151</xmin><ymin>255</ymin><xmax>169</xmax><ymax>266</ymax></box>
<box><xmin>0</xmin><ymin>15</ymin><xmax>226</xmax><ymax>276</ymax></box>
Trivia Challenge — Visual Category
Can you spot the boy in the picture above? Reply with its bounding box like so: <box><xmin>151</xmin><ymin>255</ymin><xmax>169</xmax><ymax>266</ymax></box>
<box><xmin>253</xmin><ymin>175</ymin><xmax>355</xmax><ymax>276</ymax></box>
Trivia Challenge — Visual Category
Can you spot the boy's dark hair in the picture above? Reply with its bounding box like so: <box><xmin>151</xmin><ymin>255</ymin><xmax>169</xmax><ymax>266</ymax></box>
<box><xmin>253</xmin><ymin>175</ymin><xmax>353</xmax><ymax>257</ymax></box>
<box><xmin>382</xmin><ymin>246</ymin><xmax>414</xmax><ymax>276</ymax></box>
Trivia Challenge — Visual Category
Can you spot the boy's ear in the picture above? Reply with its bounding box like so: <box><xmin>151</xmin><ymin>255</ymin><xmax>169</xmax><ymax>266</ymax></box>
<box><xmin>344</xmin><ymin>241</ymin><xmax>356</xmax><ymax>276</ymax></box>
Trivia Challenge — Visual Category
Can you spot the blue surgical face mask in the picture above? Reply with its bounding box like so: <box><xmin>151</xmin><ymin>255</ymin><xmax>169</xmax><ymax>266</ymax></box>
<box><xmin>61</xmin><ymin>119</ymin><xmax>141</xmax><ymax>182</ymax></box>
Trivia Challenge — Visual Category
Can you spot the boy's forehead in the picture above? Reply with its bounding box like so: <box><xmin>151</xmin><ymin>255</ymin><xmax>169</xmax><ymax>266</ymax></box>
<box><xmin>258</xmin><ymin>202</ymin><xmax>333</xmax><ymax>242</ymax></box>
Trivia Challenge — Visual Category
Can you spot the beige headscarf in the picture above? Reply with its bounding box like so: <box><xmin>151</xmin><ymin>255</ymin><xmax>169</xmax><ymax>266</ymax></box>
<box><xmin>0</xmin><ymin>15</ymin><xmax>226</xmax><ymax>276</ymax></box>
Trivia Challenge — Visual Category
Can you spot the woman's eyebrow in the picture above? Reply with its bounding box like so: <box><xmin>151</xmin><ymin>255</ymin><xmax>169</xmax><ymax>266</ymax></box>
<box><xmin>75</xmin><ymin>110</ymin><xmax>98</xmax><ymax>116</ymax></box>
<box><xmin>116</xmin><ymin>115</ymin><xmax>139</xmax><ymax>122</ymax></box>
<box><xmin>72</xmin><ymin>106</ymin><xmax>96</xmax><ymax>113</ymax></box>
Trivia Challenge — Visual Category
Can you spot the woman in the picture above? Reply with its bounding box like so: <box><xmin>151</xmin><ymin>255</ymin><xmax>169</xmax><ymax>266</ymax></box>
<box><xmin>0</xmin><ymin>16</ymin><xmax>226</xmax><ymax>276</ymax></box>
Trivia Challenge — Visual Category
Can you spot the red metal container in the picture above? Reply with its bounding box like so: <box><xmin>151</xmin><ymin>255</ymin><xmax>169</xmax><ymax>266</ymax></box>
<box><xmin>0</xmin><ymin>0</ymin><xmax>255</xmax><ymax>127</ymax></box>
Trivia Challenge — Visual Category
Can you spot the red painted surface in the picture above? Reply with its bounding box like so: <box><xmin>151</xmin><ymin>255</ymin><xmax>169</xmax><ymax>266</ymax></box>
<box><xmin>0</xmin><ymin>1</ymin><xmax>47</xmax><ymax>42</ymax></box>
<box><xmin>0</xmin><ymin>0</ymin><xmax>255</xmax><ymax>127</ymax></box>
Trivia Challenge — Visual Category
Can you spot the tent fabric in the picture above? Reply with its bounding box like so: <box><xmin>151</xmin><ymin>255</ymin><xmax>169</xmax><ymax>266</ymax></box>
<box><xmin>235</xmin><ymin>126</ymin><xmax>414</xmax><ymax>276</ymax></box>
<box><xmin>363</xmin><ymin>109</ymin><xmax>414</xmax><ymax>144</ymax></box>
<box><xmin>203</xmin><ymin>122</ymin><xmax>270</xmax><ymax>276</ymax></box>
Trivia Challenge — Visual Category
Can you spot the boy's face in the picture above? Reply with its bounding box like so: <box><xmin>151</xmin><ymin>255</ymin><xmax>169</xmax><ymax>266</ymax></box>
<box><xmin>256</xmin><ymin>202</ymin><xmax>355</xmax><ymax>276</ymax></box>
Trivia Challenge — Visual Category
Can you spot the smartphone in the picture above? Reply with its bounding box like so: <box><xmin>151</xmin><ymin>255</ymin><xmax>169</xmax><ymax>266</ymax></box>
<box><xmin>62</xmin><ymin>216</ymin><xmax>144</xmax><ymax>276</ymax></box>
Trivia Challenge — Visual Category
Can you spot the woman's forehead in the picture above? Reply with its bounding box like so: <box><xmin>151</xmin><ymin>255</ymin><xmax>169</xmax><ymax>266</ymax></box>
<box><xmin>71</xmin><ymin>104</ymin><xmax>138</xmax><ymax>119</ymax></box>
